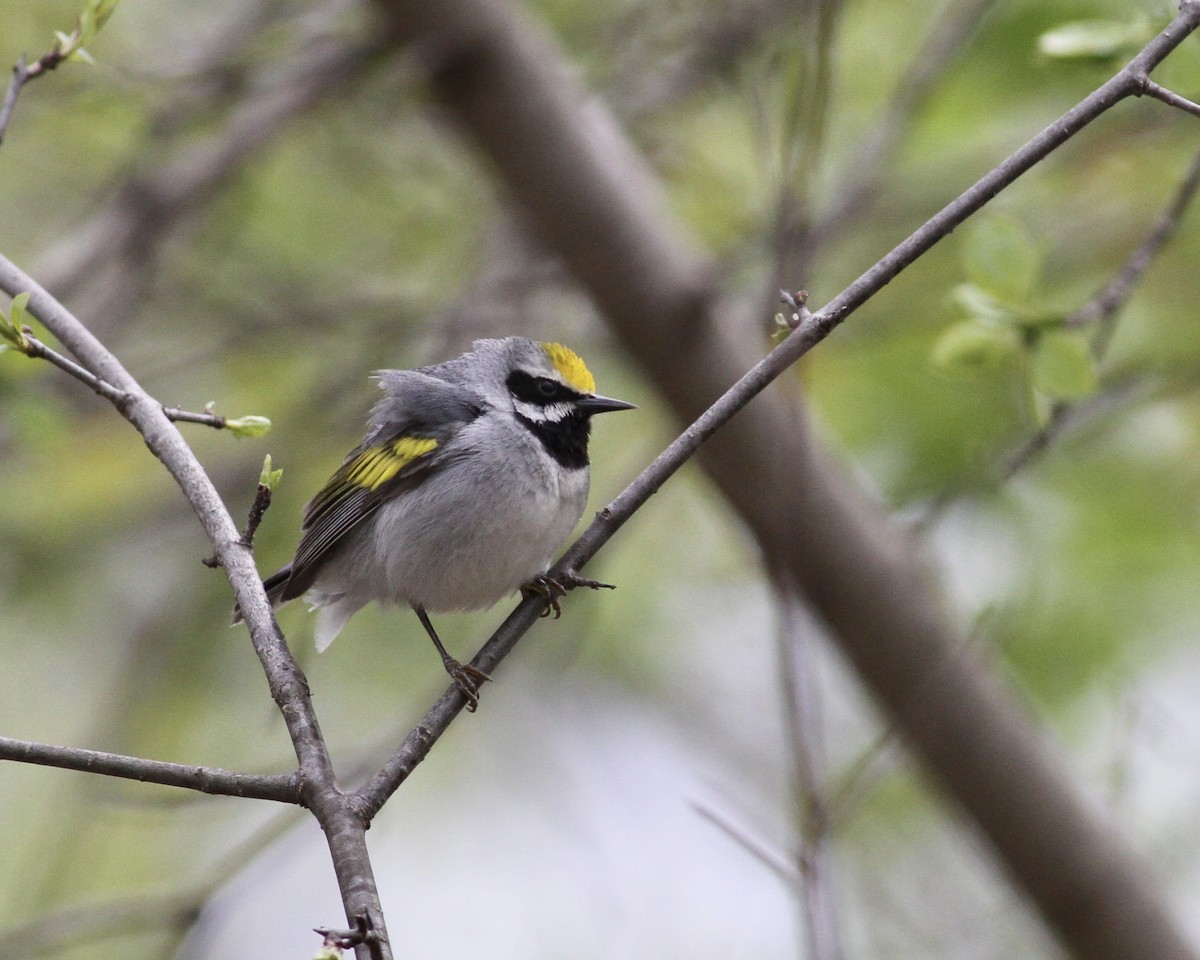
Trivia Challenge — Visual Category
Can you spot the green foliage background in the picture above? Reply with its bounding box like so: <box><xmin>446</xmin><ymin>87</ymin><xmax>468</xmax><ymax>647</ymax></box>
<box><xmin>2</xmin><ymin>0</ymin><xmax>1200</xmax><ymax>957</ymax></box>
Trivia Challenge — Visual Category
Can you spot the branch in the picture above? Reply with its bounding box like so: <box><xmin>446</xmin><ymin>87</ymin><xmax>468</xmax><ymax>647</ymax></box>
<box><xmin>1001</xmin><ymin>145</ymin><xmax>1200</xmax><ymax>476</ymax></box>
<box><xmin>1</xmin><ymin>892</ymin><xmax>200</xmax><ymax>960</ymax></box>
<box><xmin>35</xmin><ymin>22</ymin><xmax>387</xmax><ymax>308</ymax></box>
<box><xmin>0</xmin><ymin>56</ymin><xmax>31</xmax><ymax>146</ymax></box>
<box><xmin>12</xmin><ymin>325</ymin><xmax>265</xmax><ymax>431</ymax></box>
<box><xmin>0</xmin><ymin>50</ymin><xmax>64</xmax><ymax>146</ymax></box>
<box><xmin>0</xmin><ymin>0</ymin><xmax>122</xmax><ymax>147</ymax></box>
<box><xmin>0</xmin><ymin>735</ymin><xmax>300</xmax><ymax>802</ymax></box>
<box><xmin>1135</xmin><ymin>76</ymin><xmax>1200</xmax><ymax>118</ymax></box>
<box><xmin>0</xmin><ymin>253</ymin><xmax>393</xmax><ymax>960</ymax></box>
<box><xmin>798</xmin><ymin>0</ymin><xmax>998</xmax><ymax>269</ymax></box>
<box><xmin>1085</xmin><ymin>145</ymin><xmax>1200</xmax><ymax>359</ymax></box>
<box><xmin>774</xmin><ymin>583</ymin><xmax>843</xmax><ymax>960</ymax></box>
<box><xmin>691</xmin><ymin>800</ymin><xmax>801</xmax><ymax>888</ymax></box>
<box><xmin>369</xmin><ymin>2</ymin><xmax>1200</xmax><ymax>959</ymax></box>
<box><xmin>2</xmin><ymin>802</ymin><xmax>309</xmax><ymax>957</ymax></box>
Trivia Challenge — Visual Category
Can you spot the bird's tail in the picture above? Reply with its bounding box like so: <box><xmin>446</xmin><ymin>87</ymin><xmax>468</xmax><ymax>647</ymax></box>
<box><xmin>230</xmin><ymin>564</ymin><xmax>293</xmax><ymax>625</ymax></box>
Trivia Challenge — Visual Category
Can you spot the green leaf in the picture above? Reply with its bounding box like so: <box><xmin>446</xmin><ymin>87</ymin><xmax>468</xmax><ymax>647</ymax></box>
<box><xmin>1031</xmin><ymin>329</ymin><xmax>1098</xmax><ymax>399</ymax></box>
<box><xmin>932</xmin><ymin>320</ymin><xmax>1020</xmax><ymax>378</ymax></box>
<box><xmin>963</xmin><ymin>215</ymin><xmax>1040</xmax><ymax>304</ymax></box>
<box><xmin>258</xmin><ymin>455</ymin><xmax>283</xmax><ymax>490</ymax></box>
<box><xmin>92</xmin><ymin>0</ymin><xmax>121</xmax><ymax>30</ymax></box>
<box><xmin>9</xmin><ymin>291</ymin><xmax>31</xmax><ymax>328</ymax></box>
<box><xmin>225</xmin><ymin>415</ymin><xmax>272</xmax><ymax>439</ymax></box>
<box><xmin>1</xmin><ymin>293</ymin><xmax>33</xmax><ymax>351</ymax></box>
<box><xmin>950</xmin><ymin>283</ymin><xmax>1018</xmax><ymax>324</ymax></box>
<box><xmin>78</xmin><ymin>5</ymin><xmax>95</xmax><ymax>40</ymax></box>
<box><xmin>1038</xmin><ymin>18</ymin><xmax>1153</xmax><ymax>62</ymax></box>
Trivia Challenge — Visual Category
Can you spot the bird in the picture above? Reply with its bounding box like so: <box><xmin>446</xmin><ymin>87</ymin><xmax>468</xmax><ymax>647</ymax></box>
<box><xmin>246</xmin><ymin>337</ymin><xmax>634</xmax><ymax>710</ymax></box>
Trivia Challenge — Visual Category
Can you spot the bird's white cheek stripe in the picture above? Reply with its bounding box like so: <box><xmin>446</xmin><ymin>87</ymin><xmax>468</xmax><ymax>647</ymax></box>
<box><xmin>515</xmin><ymin>399</ymin><xmax>573</xmax><ymax>423</ymax></box>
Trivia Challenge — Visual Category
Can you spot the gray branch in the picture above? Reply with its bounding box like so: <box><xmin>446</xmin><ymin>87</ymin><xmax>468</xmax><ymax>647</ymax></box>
<box><xmin>0</xmin><ymin>735</ymin><xmax>299</xmax><ymax>803</ymax></box>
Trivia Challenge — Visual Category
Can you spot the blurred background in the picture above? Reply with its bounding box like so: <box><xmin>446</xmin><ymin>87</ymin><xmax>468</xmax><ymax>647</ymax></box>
<box><xmin>2</xmin><ymin>0</ymin><xmax>1200</xmax><ymax>957</ymax></box>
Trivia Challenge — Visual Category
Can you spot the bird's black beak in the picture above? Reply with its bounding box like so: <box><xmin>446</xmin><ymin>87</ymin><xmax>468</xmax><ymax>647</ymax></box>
<box><xmin>576</xmin><ymin>393</ymin><xmax>637</xmax><ymax>415</ymax></box>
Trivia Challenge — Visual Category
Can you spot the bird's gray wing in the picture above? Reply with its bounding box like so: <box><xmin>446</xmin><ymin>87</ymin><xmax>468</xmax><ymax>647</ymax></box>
<box><xmin>277</xmin><ymin>372</ymin><xmax>485</xmax><ymax>601</ymax></box>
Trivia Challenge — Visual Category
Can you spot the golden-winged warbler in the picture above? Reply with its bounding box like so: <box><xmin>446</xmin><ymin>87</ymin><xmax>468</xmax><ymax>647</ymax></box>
<box><xmin>249</xmin><ymin>337</ymin><xmax>634</xmax><ymax>709</ymax></box>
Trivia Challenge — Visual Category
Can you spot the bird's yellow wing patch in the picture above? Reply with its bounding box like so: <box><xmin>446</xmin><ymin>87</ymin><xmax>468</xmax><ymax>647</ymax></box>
<box><xmin>345</xmin><ymin>436</ymin><xmax>439</xmax><ymax>490</ymax></box>
<box><xmin>540</xmin><ymin>342</ymin><xmax>596</xmax><ymax>394</ymax></box>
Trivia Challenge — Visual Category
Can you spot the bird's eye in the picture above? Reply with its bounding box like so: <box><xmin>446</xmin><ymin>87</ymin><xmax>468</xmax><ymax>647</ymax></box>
<box><xmin>506</xmin><ymin>370</ymin><xmax>572</xmax><ymax>406</ymax></box>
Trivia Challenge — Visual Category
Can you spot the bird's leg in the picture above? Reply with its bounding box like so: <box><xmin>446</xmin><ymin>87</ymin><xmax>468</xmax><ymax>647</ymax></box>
<box><xmin>414</xmin><ymin>606</ymin><xmax>490</xmax><ymax>712</ymax></box>
<box><xmin>522</xmin><ymin>570</ymin><xmax>616</xmax><ymax>619</ymax></box>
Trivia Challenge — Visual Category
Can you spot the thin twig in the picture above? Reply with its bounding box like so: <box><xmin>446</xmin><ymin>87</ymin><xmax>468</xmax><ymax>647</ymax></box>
<box><xmin>825</xmin><ymin>731</ymin><xmax>899</xmax><ymax>826</ymax></box>
<box><xmin>207</xmin><ymin>479</ymin><xmax>276</xmax><ymax>567</ymax></box>
<box><xmin>691</xmin><ymin>800</ymin><xmax>801</xmax><ymax>888</ymax></box>
<box><xmin>764</xmin><ymin>0</ymin><xmax>844</xmax><ymax>297</ymax></box>
<box><xmin>162</xmin><ymin>405</ymin><xmax>228</xmax><ymax>429</ymax></box>
<box><xmin>0</xmin><ymin>893</ymin><xmax>200</xmax><ymax>960</ymax></box>
<box><xmin>18</xmin><ymin>328</ymin><xmax>246</xmax><ymax>429</ymax></box>
<box><xmin>239</xmin><ymin>482</ymin><xmax>273</xmax><ymax>547</ymax></box>
<box><xmin>0</xmin><ymin>735</ymin><xmax>301</xmax><ymax>802</ymax></box>
<box><xmin>0</xmin><ymin>37</ymin><xmax>74</xmax><ymax>146</ymax></box>
<box><xmin>19</xmin><ymin>329</ymin><xmax>130</xmax><ymax>405</ymax></box>
<box><xmin>0</xmin><ymin>55</ymin><xmax>30</xmax><ymax>146</ymax></box>
<box><xmin>0</xmin><ymin>800</ymin><xmax>309</xmax><ymax>958</ymax></box>
<box><xmin>1135</xmin><ymin>76</ymin><xmax>1200</xmax><ymax>118</ymax></box>
<box><xmin>798</xmin><ymin>0</ymin><xmax>998</xmax><ymax>269</ymax></box>
<box><xmin>1086</xmin><ymin>145</ymin><xmax>1200</xmax><ymax>359</ymax></box>
<box><xmin>774</xmin><ymin>584</ymin><xmax>843</xmax><ymax>960</ymax></box>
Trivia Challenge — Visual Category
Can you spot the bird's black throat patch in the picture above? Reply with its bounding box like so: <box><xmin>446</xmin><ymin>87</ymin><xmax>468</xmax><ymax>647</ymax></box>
<box><xmin>517</xmin><ymin>412</ymin><xmax>592</xmax><ymax>470</ymax></box>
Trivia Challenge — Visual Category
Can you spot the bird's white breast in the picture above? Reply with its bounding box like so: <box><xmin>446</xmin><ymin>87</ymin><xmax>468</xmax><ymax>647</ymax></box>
<box><xmin>365</xmin><ymin>416</ymin><xmax>590</xmax><ymax>613</ymax></box>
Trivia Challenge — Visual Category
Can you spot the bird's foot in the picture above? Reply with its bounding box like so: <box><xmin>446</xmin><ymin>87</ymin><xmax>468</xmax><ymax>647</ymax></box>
<box><xmin>522</xmin><ymin>571</ymin><xmax>616</xmax><ymax>619</ymax></box>
<box><xmin>443</xmin><ymin>657</ymin><xmax>491</xmax><ymax>712</ymax></box>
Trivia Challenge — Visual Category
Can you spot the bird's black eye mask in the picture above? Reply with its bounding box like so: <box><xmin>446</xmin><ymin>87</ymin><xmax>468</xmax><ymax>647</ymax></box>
<box><xmin>506</xmin><ymin>370</ymin><xmax>584</xmax><ymax>407</ymax></box>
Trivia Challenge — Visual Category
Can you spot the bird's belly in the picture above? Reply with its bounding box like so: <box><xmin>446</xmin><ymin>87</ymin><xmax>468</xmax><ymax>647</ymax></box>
<box><xmin>369</xmin><ymin>466</ymin><xmax>588</xmax><ymax>612</ymax></box>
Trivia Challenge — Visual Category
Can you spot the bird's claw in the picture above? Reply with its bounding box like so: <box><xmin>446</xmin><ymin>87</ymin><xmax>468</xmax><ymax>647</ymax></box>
<box><xmin>445</xmin><ymin>658</ymin><xmax>491</xmax><ymax>712</ymax></box>
<box><xmin>522</xmin><ymin>571</ymin><xmax>616</xmax><ymax>619</ymax></box>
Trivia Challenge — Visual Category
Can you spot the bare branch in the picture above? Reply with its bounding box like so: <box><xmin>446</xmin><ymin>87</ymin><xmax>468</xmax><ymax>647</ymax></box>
<box><xmin>1135</xmin><ymin>76</ymin><xmax>1200</xmax><ymax>118</ymax></box>
<box><xmin>0</xmin><ymin>735</ymin><xmax>299</xmax><ymax>802</ymax></box>
<box><xmin>691</xmin><ymin>800</ymin><xmax>802</xmax><ymax>888</ymax></box>
<box><xmin>798</xmin><ymin>0</ymin><xmax>998</xmax><ymax>269</ymax></box>
<box><xmin>16</xmin><ymin>328</ymin><xmax>131</xmax><ymax>406</ymax></box>
<box><xmin>13</xmin><ymin>326</ymin><xmax>252</xmax><ymax>430</ymax></box>
<box><xmin>356</xmin><ymin>0</ymin><xmax>1200</xmax><ymax>823</ymax></box>
<box><xmin>2</xmin><ymin>892</ymin><xmax>200</xmax><ymax>960</ymax></box>
<box><xmin>1084</xmin><ymin>146</ymin><xmax>1200</xmax><ymax>358</ymax></box>
<box><xmin>0</xmin><ymin>56</ymin><xmax>31</xmax><ymax>146</ymax></box>
<box><xmin>36</xmin><ymin>23</ymin><xmax>388</xmax><ymax>308</ymax></box>
<box><xmin>1</xmin><ymin>801</ymin><xmax>309</xmax><ymax>958</ymax></box>
<box><xmin>775</xmin><ymin>584</ymin><xmax>844</xmax><ymax>960</ymax></box>
<box><xmin>0</xmin><ymin>47</ymin><xmax>69</xmax><ymax>147</ymax></box>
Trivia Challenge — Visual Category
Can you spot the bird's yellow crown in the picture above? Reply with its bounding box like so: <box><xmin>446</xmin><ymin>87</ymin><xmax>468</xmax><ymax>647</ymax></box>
<box><xmin>540</xmin><ymin>341</ymin><xmax>596</xmax><ymax>394</ymax></box>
